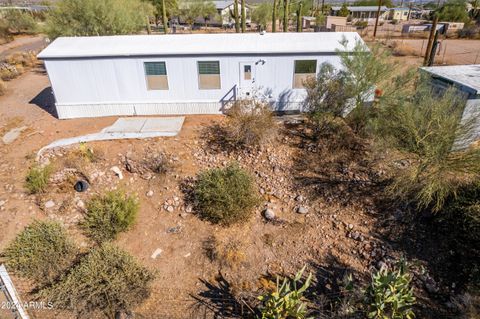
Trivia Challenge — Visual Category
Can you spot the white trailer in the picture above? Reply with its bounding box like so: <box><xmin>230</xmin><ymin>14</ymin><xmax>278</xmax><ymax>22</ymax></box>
<box><xmin>37</xmin><ymin>32</ymin><xmax>364</xmax><ymax>119</ymax></box>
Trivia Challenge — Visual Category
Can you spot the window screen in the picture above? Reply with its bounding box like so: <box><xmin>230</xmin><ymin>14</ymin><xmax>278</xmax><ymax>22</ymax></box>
<box><xmin>144</xmin><ymin>62</ymin><xmax>168</xmax><ymax>90</ymax></box>
<box><xmin>293</xmin><ymin>60</ymin><xmax>317</xmax><ymax>89</ymax></box>
<box><xmin>198</xmin><ymin>61</ymin><xmax>221</xmax><ymax>89</ymax></box>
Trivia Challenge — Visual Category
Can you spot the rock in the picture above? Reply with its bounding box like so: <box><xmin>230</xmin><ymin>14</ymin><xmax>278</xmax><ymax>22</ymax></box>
<box><xmin>110</xmin><ymin>166</ymin><xmax>123</xmax><ymax>179</ymax></box>
<box><xmin>296</xmin><ymin>206</ymin><xmax>308</xmax><ymax>214</ymax></box>
<box><xmin>0</xmin><ymin>200</ymin><xmax>6</xmax><ymax>207</ymax></box>
<box><xmin>44</xmin><ymin>200</ymin><xmax>55</xmax><ymax>209</ymax></box>
<box><xmin>2</xmin><ymin>126</ymin><xmax>28</xmax><ymax>144</ymax></box>
<box><xmin>151</xmin><ymin>248</ymin><xmax>163</xmax><ymax>259</ymax></box>
<box><xmin>295</xmin><ymin>195</ymin><xmax>304</xmax><ymax>202</ymax></box>
<box><xmin>185</xmin><ymin>205</ymin><xmax>193</xmax><ymax>213</ymax></box>
<box><xmin>263</xmin><ymin>208</ymin><xmax>275</xmax><ymax>220</ymax></box>
<box><xmin>76</xmin><ymin>200</ymin><xmax>85</xmax><ymax>209</ymax></box>
<box><xmin>146</xmin><ymin>190</ymin><xmax>154</xmax><ymax>197</ymax></box>
<box><xmin>347</xmin><ymin>224</ymin><xmax>354</xmax><ymax>230</ymax></box>
<box><xmin>180</xmin><ymin>212</ymin><xmax>188</xmax><ymax>219</ymax></box>
<box><xmin>166</xmin><ymin>205</ymin><xmax>174</xmax><ymax>212</ymax></box>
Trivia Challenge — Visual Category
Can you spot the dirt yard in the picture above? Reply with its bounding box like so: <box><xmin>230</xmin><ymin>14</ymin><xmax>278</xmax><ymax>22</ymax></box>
<box><xmin>390</xmin><ymin>38</ymin><xmax>480</xmax><ymax>65</ymax></box>
<box><xmin>0</xmin><ymin>56</ymin><xmax>470</xmax><ymax>318</ymax></box>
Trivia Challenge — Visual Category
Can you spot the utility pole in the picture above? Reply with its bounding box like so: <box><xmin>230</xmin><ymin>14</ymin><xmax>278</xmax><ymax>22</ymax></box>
<box><xmin>283</xmin><ymin>0</ymin><xmax>289</xmax><ymax>32</ymax></box>
<box><xmin>321</xmin><ymin>0</ymin><xmax>325</xmax><ymax>13</ymax></box>
<box><xmin>146</xmin><ymin>16</ymin><xmax>152</xmax><ymax>34</ymax></box>
<box><xmin>373</xmin><ymin>0</ymin><xmax>382</xmax><ymax>39</ymax></box>
<box><xmin>241</xmin><ymin>0</ymin><xmax>246</xmax><ymax>32</ymax></box>
<box><xmin>423</xmin><ymin>15</ymin><xmax>438</xmax><ymax>65</ymax></box>
<box><xmin>407</xmin><ymin>2</ymin><xmax>412</xmax><ymax>21</ymax></box>
<box><xmin>234</xmin><ymin>0</ymin><xmax>240</xmax><ymax>32</ymax></box>
<box><xmin>272</xmin><ymin>0</ymin><xmax>277</xmax><ymax>32</ymax></box>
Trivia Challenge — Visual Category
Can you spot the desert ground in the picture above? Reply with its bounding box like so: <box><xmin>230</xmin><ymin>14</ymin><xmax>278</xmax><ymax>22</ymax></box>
<box><xmin>0</xmin><ymin>37</ymin><xmax>474</xmax><ymax>318</ymax></box>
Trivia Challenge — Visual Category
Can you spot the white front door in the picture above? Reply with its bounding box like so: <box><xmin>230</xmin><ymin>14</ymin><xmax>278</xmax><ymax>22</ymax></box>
<box><xmin>239</xmin><ymin>62</ymin><xmax>255</xmax><ymax>98</ymax></box>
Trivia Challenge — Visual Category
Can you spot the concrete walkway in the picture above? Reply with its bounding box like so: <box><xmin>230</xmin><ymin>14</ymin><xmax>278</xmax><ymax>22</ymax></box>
<box><xmin>37</xmin><ymin>117</ymin><xmax>185</xmax><ymax>158</ymax></box>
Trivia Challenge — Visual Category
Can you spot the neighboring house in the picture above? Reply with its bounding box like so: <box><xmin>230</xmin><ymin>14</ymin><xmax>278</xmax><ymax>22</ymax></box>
<box><xmin>388</xmin><ymin>7</ymin><xmax>410</xmax><ymax>21</ymax></box>
<box><xmin>330</xmin><ymin>6</ymin><xmax>389</xmax><ymax>22</ymax></box>
<box><xmin>37</xmin><ymin>32</ymin><xmax>364</xmax><ymax>119</ymax></box>
<box><xmin>213</xmin><ymin>0</ymin><xmax>251</xmax><ymax>27</ymax></box>
<box><xmin>421</xmin><ymin>64</ymin><xmax>480</xmax><ymax>148</ymax></box>
<box><xmin>325</xmin><ymin>16</ymin><xmax>347</xmax><ymax>29</ymax></box>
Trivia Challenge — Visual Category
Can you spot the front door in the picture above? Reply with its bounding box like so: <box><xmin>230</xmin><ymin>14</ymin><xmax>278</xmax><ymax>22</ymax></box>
<box><xmin>239</xmin><ymin>62</ymin><xmax>255</xmax><ymax>98</ymax></box>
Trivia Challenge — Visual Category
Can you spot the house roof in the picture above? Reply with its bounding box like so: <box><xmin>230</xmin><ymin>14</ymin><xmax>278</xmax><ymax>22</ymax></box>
<box><xmin>331</xmin><ymin>6</ymin><xmax>388</xmax><ymax>12</ymax></box>
<box><xmin>421</xmin><ymin>64</ymin><xmax>480</xmax><ymax>94</ymax></box>
<box><xmin>37</xmin><ymin>32</ymin><xmax>363</xmax><ymax>59</ymax></box>
<box><xmin>390</xmin><ymin>7</ymin><xmax>410</xmax><ymax>11</ymax></box>
<box><xmin>212</xmin><ymin>0</ymin><xmax>234</xmax><ymax>9</ymax></box>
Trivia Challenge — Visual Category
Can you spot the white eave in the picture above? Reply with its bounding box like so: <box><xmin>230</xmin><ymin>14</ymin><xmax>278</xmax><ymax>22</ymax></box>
<box><xmin>421</xmin><ymin>64</ymin><xmax>480</xmax><ymax>94</ymax></box>
<box><xmin>37</xmin><ymin>32</ymin><xmax>363</xmax><ymax>59</ymax></box>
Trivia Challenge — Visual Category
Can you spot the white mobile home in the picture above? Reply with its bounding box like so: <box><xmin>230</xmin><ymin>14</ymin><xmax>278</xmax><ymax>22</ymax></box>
<box><xmin>37</xmin><ymin>32</ymin><xmax>363</xmax><ymax>119</ymax></box>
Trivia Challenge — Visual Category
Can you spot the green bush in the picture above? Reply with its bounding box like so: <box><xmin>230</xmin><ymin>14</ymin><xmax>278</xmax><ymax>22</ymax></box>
<box><xmin>38</xmin><ymin>243</ymin><xmax>155</xmax><ymax>318</ymax></box>
<box><xmin>225</xmin><ymin>99</ymin><xmax>277</xmax><ymax>147</ymax></box>
<box><xmin>4</xmin><ymin>10</ymin><xmax>38</xmax><ymax>34</ymax></box>
<box><xmin>376</xmin><ymin>80</ymin><xmax>480</xmax><ymax>211</ymax></box>
<box><xmin>82</xmin><ymin>190</ymin><xmax>139</xmax><ymax>243</ymax></box>
<box><xmin>3</xmin><ymin>220</ymin><xmax>77</xmax><ymax>285</ymax></box>
<box><xmin>258</xmin><ymin>266</ymin><xmax>312</xmax><ymax>319</ymax></box>
<box><xmin>366</xmin><ymin>262</ymin><xmax>416</xmax><ymax>319</ymax></box>
<box><xmin>25</xmin><ymin>164</ymin><xmax>53</xmax><ymax>194</ymax></box>
<box><xmin>195</xmin><ymin>163</ymin><xmax>260</xmax><ymax>225</ymax></box>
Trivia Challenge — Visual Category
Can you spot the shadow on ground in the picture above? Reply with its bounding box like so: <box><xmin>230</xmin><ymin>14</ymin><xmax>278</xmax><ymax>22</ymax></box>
<box><xmin>190</xmin><ymin>273</ymin><xmax>256</xmax><ymax>319</ymax></box>
<box><xmin>29</xmin><ymin>86</ymin><xmax>58</xmax><ymax>118</ymax></box>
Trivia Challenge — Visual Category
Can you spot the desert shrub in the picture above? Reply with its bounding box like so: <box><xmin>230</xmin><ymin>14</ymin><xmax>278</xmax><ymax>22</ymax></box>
<box><xmin>0</xmin><ymin>79</ymin><xmax>6</xmax><ymax>95</ymax></box>
<box><xmin>0</xmin><ymin>67</ymin><xmax>17</xmax><ymax>81</ymax></box>
<box><xmin>258</xmin><ymin>266</ymin><xmax>312</xmax><ymax>319</ymax></box>
<box><xmin>225</xmin><ymin>99</ymin><xmax>277</xmax><ymax>147</ymax></box>
<box><xmin>376</xmin><ymin>80</ymin><xmax>480</xmax><ymax>211</ymax></box>
<box><xmin>366</xmin><ymin>262</ymin><xmax>416</xmax><ymax>319</ymax></box>
<box><xmin>4</xmin><ymin>10</ymin><xmax>38</xmax><ymax>34</ymax></box>
<box><xmin>354</xmin><ymin>20</ymin><xmax>368</xmax><ymax>28</ymax></box>
<box><xmin>195</xmin><ymin>163</ymin><xmax>260</xmax><ymax>225</ymax></box>
<box><xmin>305</xmin><ymin>39</ymin><xmax>393</xmax><ymax>136</ymax></box>
<box><xmin>82</xmin><ymin>189</ymin><xmax>139</xmax><ymax>243</ymax></box>
<box><xmin>14</xmin><ymin>64</ymin><xmax>25</xmax><ymax>75</ymax></box>
<box><xmin>25</xmin><ymin>164</ymin><xmax>53</xmax><ymax>194</ymax></box>
<box><xmin>204</xmin><ymin>236</ymin><xmax>246</xmax><ymax>269</ymax></box>
<box><xmin>0</xmin><ymin>20</ymin><xmax>12</xmax><ymax>43</ymax></box>
<box><xmin>3</xmin><ymin>220</ymin><xmax>77</xmax><ymax>285</ymax></box>
<box><xmin>38</xmin><ymin>243</ymin><xmax>155</xmax><ymax>318</ymax></box>
<box><xmin>457</xmin><ymin>26</ymin><xmax>480</xmax><ymax>39</ymax></box>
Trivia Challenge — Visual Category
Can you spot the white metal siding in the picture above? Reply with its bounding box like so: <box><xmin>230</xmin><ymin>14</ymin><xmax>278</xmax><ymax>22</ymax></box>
<box><xmin>45</xmin><ymin>54</ymin><xmax>343</xmax><ymax>118</ymax></box>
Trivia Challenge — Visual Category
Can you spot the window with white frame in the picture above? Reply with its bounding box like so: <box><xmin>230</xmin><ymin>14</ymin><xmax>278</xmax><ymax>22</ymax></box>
<box><xmin>144</xmin><ymin>62</ymin><xmax>168</xmax><ymax>90</ymax></box>
<box><xmin>198</xmin><ymin>61</ymin><xmax>221</xmax><ymax>90</ymax></box>
<box><xmin>293</xmin><ymin>60</ymin><xmax>317</xmax><ymax>89</ymax></box>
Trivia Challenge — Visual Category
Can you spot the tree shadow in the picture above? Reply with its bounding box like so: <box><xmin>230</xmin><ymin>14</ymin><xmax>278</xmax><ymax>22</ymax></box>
<box><xmin>29</xmin><ymin>86</ymin><xmax>58</xmax><ymax>118</ymax></box>
<box><xmin>189</xmin><ymin>273</ymin><xmax>256</xmax><ymax>319</ymax></box>
<box><xmin>286</xmin><ymin>119</ymin><xmax>387</xmax><ymax>209</ymax></box>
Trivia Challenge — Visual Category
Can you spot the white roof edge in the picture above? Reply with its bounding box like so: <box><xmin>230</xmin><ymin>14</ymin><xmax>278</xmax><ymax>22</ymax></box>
<box><xmin>37</xmin><ymin>32</ymin><xmax>363</xmax><ymax>59</ymax></box>
<box><xmin>421</xmin><ymin>64</ymin><xmax>480</xmax><ymax>93</ymax></box>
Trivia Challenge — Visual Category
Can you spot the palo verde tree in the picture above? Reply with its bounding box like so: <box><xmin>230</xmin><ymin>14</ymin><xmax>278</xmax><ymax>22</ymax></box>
<box><xmin>436</xmin><ymin>0</ymin><xmax>471</xmax><ymax>23</ymax></box>
<box><xmin>304</xmin><ymin>38</ymin><xmax>393</xmax><ymax>124</ymax></box>
<box><xmin>45</xmin><ymin>0</ymin><xmax>154</xmax><ymax>39</ymax></box>
<box><xmin>375</xmin><ymin>77</ymin><xmax>480</xmax><ymax>212</ymax></box>
<box><xmin>252</xmin><ymin>2</ymin><xmax>272</xmax><ymax>31</ymax></box>
<box><xmin>337</xmin><ymin>3</ymin><xmax>350</xmax><ymax>17</ymax></box>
